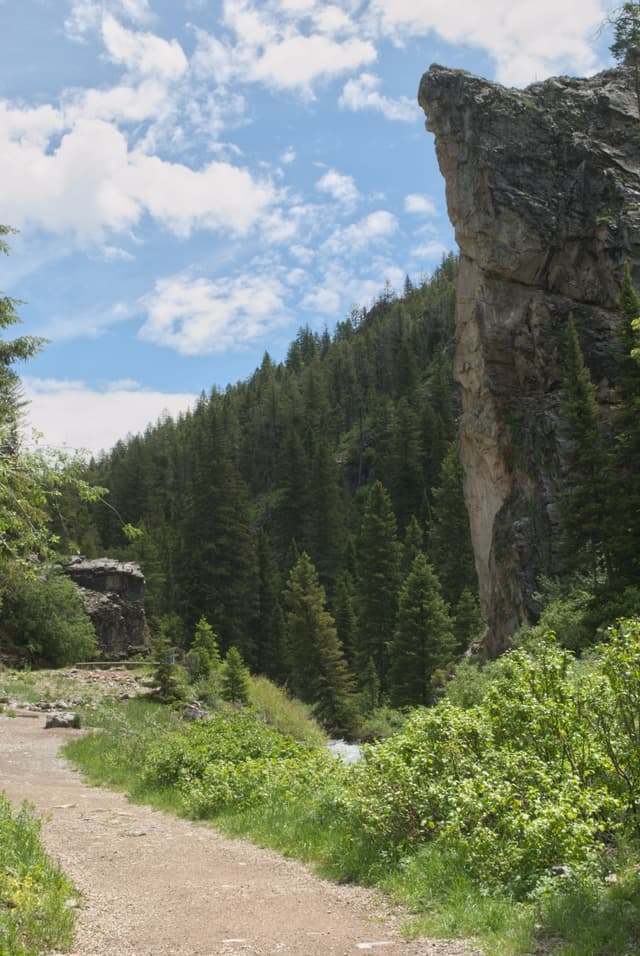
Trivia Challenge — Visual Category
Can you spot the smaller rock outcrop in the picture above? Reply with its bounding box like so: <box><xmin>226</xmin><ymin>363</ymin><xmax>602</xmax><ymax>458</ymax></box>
<box><xmin>45</xmin><ymin>713</ymin><xmax>80</xmax><ymax>729</ymax></box>
<box><xmin>63</xmin><ymin>558</ymin><xmax>148</xmax><ymax>660</ymax></box>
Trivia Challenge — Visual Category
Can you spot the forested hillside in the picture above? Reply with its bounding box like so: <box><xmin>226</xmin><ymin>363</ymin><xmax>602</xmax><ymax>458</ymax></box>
<box><xmin>62</xmin><ymin>255</ymin><xmax>482</xmax><ymax>716</ymax></box>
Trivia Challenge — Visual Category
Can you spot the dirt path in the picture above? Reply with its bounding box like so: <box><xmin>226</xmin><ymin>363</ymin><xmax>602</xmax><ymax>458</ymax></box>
<box><xmin>0</xmin><ymin>713</ymin><xmax>474</xmax><ymax>956</ymax></box>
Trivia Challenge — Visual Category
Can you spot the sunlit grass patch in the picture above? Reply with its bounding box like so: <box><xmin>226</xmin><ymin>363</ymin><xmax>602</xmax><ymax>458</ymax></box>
<box><xmin>0</xmin><ymin>792</ymin><xmax>77</xmax><ymax>956</ymax></box>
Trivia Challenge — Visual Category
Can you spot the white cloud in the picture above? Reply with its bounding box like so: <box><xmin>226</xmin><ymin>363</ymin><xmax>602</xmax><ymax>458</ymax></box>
<box><xmin>316</xmin><ymin>169</ymin><xmax>359</xmax><ymax>207</ymax></box>
<box><xmin>302</xmin><ymin>259</ymin><xmax>406</xmax><ymax>315</ymax></box>
<box><xmin>411</xmin><ymin>239</ymin><xmax>450</xmax><ymax>261</ymax></box>
<box><xmin>339</xmin><ymin>72</ymin><xmax>418</xmax><ymax>122</ymax></box>
<box><xmin>193</xmin><ymin>5</ymin><xmax>376</xmax><ymax>97</ymax></box>
<box><xmin>312</xmin><ymin>5</ymin><xmax>356</xmax><ymax>35</ymax></box>
<box><xmin>102</xmin><ymin>15</ymin><xmax>188</xmax><ymax>80</ymax></box>
<box><xmin>252</xmin><ymin>35</ymin><xmax>376</xmax><ymax>94</ymax></box>
<box><xmin>63</xmin><ymin>79</ymin><xmax>168</xmax><ymax>125</ymax></box>
<box><xmin>302</xmin><ymin>287</ymin><xmax>342</xmax><ymax>313</ymax></box>
<box><xmin>404</xmin><ymin>193</ymin><xmax>438</xmax><ymax>216</ymax></box>
<box><xmin>322</xmin><ymin>209</ymin><xmax>398</xmax><ymax>257</ymax></box>
<box><xmin>0</xmin><ymin>102</ymin><xmax>277</xmax><ymax>244</ymax></box>
<box><xmin>139</xmin><ymin>272</ymin><xmax>290</xmax><ymax>356</ymax></box>
<box><xmin>65</xmin><ymin>0</ymin><xmax>152</xmax><ymax>41</ymax></box>
<box><xmin>290</xmin><ymin>244</ymin><xmax>314</xmax><ymax>264</ymax></box>
<box><xmin>280</xmin><ymin>146</ymin><xmax>297</xmax><ymax>164</ymax></box>
<box><xmin>22</xmin><ymin>377</ymin><xmax>197</xmax><ymax>456</ymax></box>
<box><xmin>101</xmin><ymin>245</ymin><xmax>135</xmax><ymax>261</ymax></box>
<box><xmin>370</xmin><ymin>0</ymin><xmax>608</xmax><ymax>85</ymax></box>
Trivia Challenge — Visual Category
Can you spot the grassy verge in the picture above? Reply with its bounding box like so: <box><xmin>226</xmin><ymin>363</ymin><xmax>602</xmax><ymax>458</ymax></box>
<box><xmin>0</xmin><ymin>792</ymin><xmax>77</xmax><ymax>956</ymax></box>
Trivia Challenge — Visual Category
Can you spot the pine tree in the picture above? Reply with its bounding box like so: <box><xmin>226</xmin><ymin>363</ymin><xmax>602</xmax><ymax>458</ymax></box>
<box><xmin>190</xmin><ymin>616</ymin><xmax>221</xmax><ymax>680</ymax></box>
<box><xmin>453</xmin><ymin>587</ymin><xmax>484</xmax><ymax>653</ymax></box>
<box><xmin>402</xmin><ymin>515</ymin><xmax>424</xmax><ymax>573</ymax></box>
<box><xmin>356</xmin><ymin>481</ymin><xmax>401</xmax><ymax>693</ymax></box>
<box><xmin>151</xmin><ymin>623</ymin><xmax>185</xmax><ymax>703</ymax></box>
<box><xmin>333</xmin><ymin>570</ymin><xmax>357</xmax><ymax>665</ymax></box>
<box><xmin>389</xmin><ymin>554</ymin><xmax>455</xmax><ymax>707</ymax></box>
<box><xmin>309</xmin><ymin>435</ymin><xmax>347</xmax><ymax>583</ymax></box>
<box><xmin>284</xmin><ymin>553</ymin><xmax>359</xmax><ymax>737</ymax></box>
<box><xmin>429</xmin><ymin>443</ymin><xmax>477</xmax><ymax>606</ymax></box>
<box><xmin>389</xmin><ymin>397</ymin><xmax>425</xmax><ymax>529</ymax></box>
<box><xmin>360</xmin><ymin>656</ymin><xmax>381</xmax><ymax>713</ymax></box>
<box><xmin>221</xmin><ymin>645</ymin><xmax>250</xmax><ymax>705</ymax></box>
<box><xmin>252</xmin><ymin>530</ymin><xmax>286</xmax><ymax>681</ymax></box>
<box><xmin>559</xmin><ymin>317</ymin><xmax>613</xmax><ymax>582</ymax></box>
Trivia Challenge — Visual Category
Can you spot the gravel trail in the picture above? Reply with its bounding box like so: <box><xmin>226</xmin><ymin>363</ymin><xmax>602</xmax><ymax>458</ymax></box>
<box><xmin>0</xmin><ymin>713</ymin><xmax>475</xmax><ymax>956</ymax></box>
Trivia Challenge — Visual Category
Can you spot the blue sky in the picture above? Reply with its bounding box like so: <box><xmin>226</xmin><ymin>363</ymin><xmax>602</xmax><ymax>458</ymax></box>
<box><xmin>2</xmin><ymin>0</ymin><xmax>616</xmax><ymax>455</ymax></box>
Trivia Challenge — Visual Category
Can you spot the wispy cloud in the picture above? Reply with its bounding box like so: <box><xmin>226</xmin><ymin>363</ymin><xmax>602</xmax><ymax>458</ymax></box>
<box><xmin>315</xmin><ymin>169</ymin><xmax>359</xmax><ymax>208</ymax></box>
<box><xmin>404</xmin><ymin>193</ymin><xmax>439</xmax><ymax>216</ymax></box>
<box><xmin>322</xmin><ymin>210</ymin><xmax>398</xmax><ymax>257</ymax></box>
<box><xmin>139</xmin><ymin>270</ymin><xmax>290</xmax><ymax>355</ymax></box>
<box><xmin>339</xmin><ymin>72</ymin><xmax>418</xmax><ymax>122</ymax></box>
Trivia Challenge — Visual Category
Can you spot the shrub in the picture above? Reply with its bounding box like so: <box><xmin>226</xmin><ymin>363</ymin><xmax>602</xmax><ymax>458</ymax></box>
<box><xmin>0</xmin><ymin>792</ymin><xmax>76</xmax><ymax>955</ymax></box>
<box><xmin>247</xmin><ymin>676</ymin><xmax>327</xmax><ymax>747</ymax></box>
<box><xmin>0</xmin><ymin>567</ymin><xmax>97</xmax><ymax>666</ymax></box>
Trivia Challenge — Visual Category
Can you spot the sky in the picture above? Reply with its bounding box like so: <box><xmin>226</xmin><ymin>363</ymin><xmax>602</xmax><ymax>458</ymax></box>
<box><xmin>1</xmin><ymin>0</ymin><xmax>617</xmax><ymax>456</ymax></box>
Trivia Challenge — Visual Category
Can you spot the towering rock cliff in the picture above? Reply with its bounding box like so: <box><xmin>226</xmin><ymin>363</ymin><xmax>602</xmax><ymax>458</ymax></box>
<box><xmin>419</xmin><ymin>61</ymin><xmax>640</xmax><ymax>655</ymax></box>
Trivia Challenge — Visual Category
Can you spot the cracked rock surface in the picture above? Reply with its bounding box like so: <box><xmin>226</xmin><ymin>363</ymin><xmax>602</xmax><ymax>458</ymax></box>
<box><xmin>419</xmin><ymin>63</ymin><xmax>640</xmax><ymax>653</ymax></box>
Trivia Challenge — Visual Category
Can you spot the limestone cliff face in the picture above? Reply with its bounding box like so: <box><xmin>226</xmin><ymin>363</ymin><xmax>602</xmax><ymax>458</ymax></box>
<box><xmin>419</xmin><ymin>63</ymin><xmax>640</xmax><ymax>655</ymax></box>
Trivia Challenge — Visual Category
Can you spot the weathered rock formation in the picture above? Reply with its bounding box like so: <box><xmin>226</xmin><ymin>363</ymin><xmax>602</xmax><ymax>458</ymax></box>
<box><xmin>63</xmin><ymin>558</ymin><xmax>148</xmax><ymax>659</ymax></box>
<box><xmin>419</xmin><ymin>61</ymin><xmax>640</xmax><ymax>655</ymax></box>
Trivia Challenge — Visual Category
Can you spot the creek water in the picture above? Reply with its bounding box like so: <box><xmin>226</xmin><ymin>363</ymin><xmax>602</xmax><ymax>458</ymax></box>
<box><xmin>328</xmin><ymin>739</ymin><xmax>363</xmax><ymax>763</ymax></box>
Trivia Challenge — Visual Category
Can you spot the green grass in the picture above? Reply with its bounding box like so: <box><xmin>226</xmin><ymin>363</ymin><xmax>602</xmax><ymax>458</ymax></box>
<box><xmin>247</xmin><ymin>675</ymin><xmax>328</xmax><ymax>747</ymax></box>
<box><xmin>0</xmin><ymin>792</ymin><xmax>77</xmax><ymax>956</ymax></box>
<box><xmin>65</xmin><ymin>697</ymin><xmax>184</xmax><ymax>814</ymax></box>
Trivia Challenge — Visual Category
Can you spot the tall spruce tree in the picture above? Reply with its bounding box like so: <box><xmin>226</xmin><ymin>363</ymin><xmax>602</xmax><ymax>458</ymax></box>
<box><xmin>389</xmin><ymin>553</ymin><xmax>455</xmax><ymax>707</ymax></box>
<box><xmin>429</xmin><ymin>443</ymin><xmax>477</xmax><ymax>606</ymax></box>
<box><xmin>332</xmin><ymin>570</ymin><xmax>357</xmax><ymax>666</ymax></box>
<box><xmin>284</xmin><ymin>552</ymin><xmax>358</xmax><ymax>737</ymax></box>
<box><xmin>356</xmin><ymin>481</ymin><xmax>401</xmax><ymax>693</ymax></box>
<box><xmin>252</xmin><ymin>530</ymin><xmax>286</xmax><ymax>681</ymax></box>
<box><xmin>221</xmin><ymin>645</ymin><xmax>250</xmax><ymax>705</ymax></box>
<box><xmin>402</xmin><ymin>514</ymin><xmax>424</xmax><ymax>573</ymax></box>
<box><xmin>453</xmin><ymin>587</ymin><xmax>485</xmax><ymax>653</ymax></box>
<box><xmin>190</xmin><ymin>616</ymin><xmax>221</xmax><ymax>680</ymax></box>
<box><xmin>559</xmin><ymin>317</ymin><xmax>613</xmax><ymax>583</ymax></box>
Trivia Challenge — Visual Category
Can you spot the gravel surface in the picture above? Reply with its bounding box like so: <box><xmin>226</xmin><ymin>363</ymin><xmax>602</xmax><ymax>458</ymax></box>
<box><xmin>0</xmin><ymin>713</ymin><xmax>477</xmax><ymax>956</ymax></box>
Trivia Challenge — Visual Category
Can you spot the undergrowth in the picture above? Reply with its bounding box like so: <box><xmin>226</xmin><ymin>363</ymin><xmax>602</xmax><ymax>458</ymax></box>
<box><xmin>65</xmin><ymin>622</ymin><xmax>640</xmax><ymax>956</ymax></box>
<box><xmin>0</xmin><ymin>793</ymin><xmax>77</xmax><ymax>956</ymax></box>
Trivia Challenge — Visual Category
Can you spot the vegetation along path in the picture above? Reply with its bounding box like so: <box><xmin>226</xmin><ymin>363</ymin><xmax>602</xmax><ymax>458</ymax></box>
<box><xmin>0</xmin><ymin>713</ymin><xmax>473</xmax><ymax>956</ymax></box>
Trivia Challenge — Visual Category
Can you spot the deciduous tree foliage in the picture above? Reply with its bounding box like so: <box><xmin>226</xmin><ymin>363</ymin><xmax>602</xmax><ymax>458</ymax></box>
<box><xmin>0</xmin><ymin>226</ymin><xmax>106</xmax><ymax>665</ymax></box>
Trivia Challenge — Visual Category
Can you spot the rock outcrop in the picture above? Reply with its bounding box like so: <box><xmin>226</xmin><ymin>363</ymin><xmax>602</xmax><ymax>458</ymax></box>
<box><xmin>63</xmin><ymin>558</ymin><xmax>148</xmax><ymax>659</ymax></box>
<box><xmin>419</xmin><ymin>62</ymin><xmax>640</xmax><ymax>655</ymax></box>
